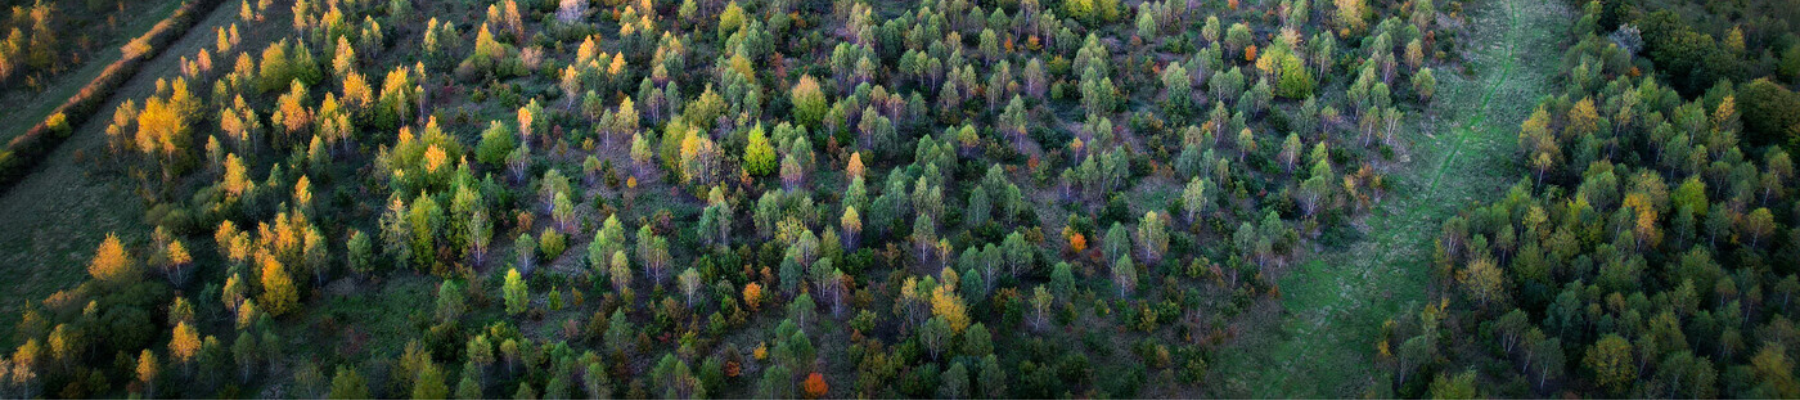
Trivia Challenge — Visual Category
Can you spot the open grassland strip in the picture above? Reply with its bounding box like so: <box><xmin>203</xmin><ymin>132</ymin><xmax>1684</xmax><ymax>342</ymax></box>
<box><xmin>0</xmin><ymin>0</ymin><xmax>184</xmax><ymax>143</ymax></box>
<box><xmin>0</xmin><ymin>0</ymin><xmax>226</xmax><ymax>190</ymax></box>
<box><xmin>1425</xmin><ymin>0</ymin><xmax>1521</xmax><ymax>194</ymax></box>
<box><xmin>1211</xmin><ymin>0</ymin><xmax>1570</xmax><ymax>396</ymax></box>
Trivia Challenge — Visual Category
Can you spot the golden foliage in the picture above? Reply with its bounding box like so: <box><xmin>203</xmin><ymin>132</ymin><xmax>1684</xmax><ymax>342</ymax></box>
<box><xmin>257</xmin><ymin>251</ymin><xmax>298</xmax><ymax>317</ymax></box>
<box><xmin>170</xmin><ymin>321</ymin><xmax>200</xmax><ymax>364</ymax></box>
<box><xmin>930</xmin><ymin>284</ymin><xmax>969</xmax><ymax>334</ymax></box>
<box><xmin>88</xmin><ymin>234</ymin><xmax>137</xmax><ymax>285</ymax></box>
<box><xmin>743</xmin><ymin>282</ymin><xmax>764</xmax><ymax>311</ymax></box>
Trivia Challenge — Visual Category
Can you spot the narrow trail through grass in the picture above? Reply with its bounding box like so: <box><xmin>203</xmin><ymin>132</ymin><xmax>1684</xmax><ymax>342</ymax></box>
<box><xmin>1210</xmin><ymin>0</ymin><xmax>1573</xmax><ymax>397</ymax></box>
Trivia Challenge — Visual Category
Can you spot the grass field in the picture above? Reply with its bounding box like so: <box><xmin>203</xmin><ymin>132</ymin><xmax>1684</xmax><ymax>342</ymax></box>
<box><xmin>0</xmin><ymin>0</ymin><xmax>250</xmax><ymax>347</ymax></box>
<box><xmin>0</xmin><ymin>0</ymin><xmax>185</xmax><ymax>143</ymax></box>
<box><xmin>1207</xmin><ymin>0</ymin><xmax>1575</xmax><ymax>396</ymax></box>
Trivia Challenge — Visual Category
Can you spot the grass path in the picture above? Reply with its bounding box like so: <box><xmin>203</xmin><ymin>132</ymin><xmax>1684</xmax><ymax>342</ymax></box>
<box><xmin>1210</xmin><ymin>0</ymin><xmax>1573</xmax><ymax>397</ymax></box>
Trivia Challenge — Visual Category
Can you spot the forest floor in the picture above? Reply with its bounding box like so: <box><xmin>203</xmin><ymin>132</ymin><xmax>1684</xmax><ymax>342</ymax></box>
<box><xmin>1209</xmin><ymin>0</ymin><xmax>1574</xmax><ymax>396</ymax></box>
<box><xmin>0</xmin><ymin>0</ymin><xmax>186</xmax><ymax>143</ymax></box>
<box><xmin>0</xmin><ymin>0</ymin><xmax>248</xmax><ymax>347</ymax></box>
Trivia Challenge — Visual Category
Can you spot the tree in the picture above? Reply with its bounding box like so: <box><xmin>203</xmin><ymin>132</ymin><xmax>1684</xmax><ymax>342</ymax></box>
<box><xmin>1739</xmin><ymin>81</ymin><xmax>1800</xmax><ymax>141</ymax></box>
<box><xmin>171</xmin><ymin>321</ymin><xmax>201</xmax><ymax>370</ymax></box>
<box><xmin>743</xmin><ymin>282</ymin><xmax>765</xmax><ymax>311</ymax></box>
<box><xmin>1137</xmin><ymin>212</ymin><xmax>1169</xmax><ymax>264</ymax></box>
<box><xmin>1031</xmin><ymin>286</ymin><xmax>1054</xmax><ymax>329</ymax></box>
<box><xmin>920</xmin><ymin>316</ymin><xmax>952</xmax><ymax>360</ymax></box>
<box><xmin>966</xmin><ymin>187</ymin><xmax>991</xmax><ymax>227</ymax></box>
<box><xmin>802</xmin><ymin>372</ymin><xmax>829</xmax><ymax>399</ymax></box>
<box><xmin>259</xmin><ymin>253</ymin><xmax>299</xmax><ymax>317</ymax></box>
<box><xmin>137</xmin><ymin>349</ymin><xmax>160</xmax><ymax>397</ymax></box>
<box><xmin>606</xmin><ymin>310</ymin><xmax>633</xmax><ymax>355</ymax></box>
<box><xmin>436</xmin><ymin>280</ymin><xmax>466</xmax><ymax>323</ymax></box>
<box><xmin>1334</xmin><ymin>0</ymin><xmax>1367</xmax><ymax>32</ymax></box>
<box><xmin>744</xmin><ymin>124</ymin><xmax>777</xmax><ymax>176</ymax></box>
<box><xmin>89</xmin><ymin>233</ymin><xmax>138</xmax><ymax>286</ymax></box>
<box><xmin>1459</xmin><ymin>257</ymin><xmax>1505</xmax><ymax>306</ymax></box>
<box><xmin>791</xmin><ymin>75</ymin><xmax>827</xmax><ymax>127</ymax></box>
<box><xmin>1585</xmin><ymin>334</ymin><xmax>1637</xmax><ymax>395</ymax></box>
<box><xmin>963</xmin><ymin>323</ymin><xmax>993</xmax><ymax>357</ymax></box>
<box><xmin>1413</xmin><ymin>68</ymin><xmax>1437</xmax><ymax>103</ymax></box>
<box><xmin>515</xmin><ymin>234</ymin><xmax>537</xmax><ymax>273</ymax></box>
<box><xmin>1752</xmin><ymin>344</ymin><xmax>1800</xmax><ymax>398</ymax></box>
<box><xmin>679</xmin><ymin>268</ymin><xmax>703</xmax><ymax>306</ymax></box>
<box><xmin>1743</xmin><ymin>208</ymin><xmax>1776</xmax><ymax>248</ymax></box>
<box><xmin>348</xmin><ymin>230</ymin><xmax>374</xmax><ymax>276</ymax></box>
<box><xmin>610</xmin><ymin>250</ymin><xmax>632</xmax><ymax>293</ymax></box>
<box><xmin>477</xmin><ymin>122</ymin><xmax>518</xmax><ymax>167</ymax></box>
<box><xmin>840</xmin><ymin>207</ymin><xmax>862</xmax><ymax>249</ymax></box>
<box><xmin>413</xmin><ymin>361</ymin><xmax>449</xmax><ymax>399</ymax></box>
<box><xmin>504</xmin><ymin>268</ymin><xmax>528</xmax><ymax>315</ymax></box>
<box><xmin>329</xmin><ymin>366</ymin><xmax>370</xmax><ymax>399</ymax></box>
<box><xmin>939</xmin><ymin>362</ymin><xmax>970</xmax><ymax>399</ymax></box>
<box><xmin>1112</xmin><ymin>255</ymin><xmax>1137</xmax><ymax>297</ymax></box>
<box><xmin>1427</xmin><ymin>370</ymin><xmax>1477</xmax><ymax>399</ymax></box>
<box><xmin>931</xmin><ymin>284</ymin><xmax>969</xmax><ymax>333</ymax></box>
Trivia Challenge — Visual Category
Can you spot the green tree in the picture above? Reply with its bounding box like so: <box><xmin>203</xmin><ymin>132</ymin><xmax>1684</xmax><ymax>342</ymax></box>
<box><xmin>503</xmin><ymin>268</ymin><xmax>528</xmax><ymax>315</ymax></box>
<box><xmin>329</xmin><ymin>366</ymin><xmax>370</xmax><ymax>399</ymax></box>
<box><xmin>791</xmin><ymin>75</ymin><xmax>828</xmax><ymax>127</ymax></box>
<box><xmin>1427</xmin><ymin>370</ymin><xmax>1477</xmax><ymax>399</ymax></box>
<box><xmin>1413</xmin><ymin>68</ymin><xmax>1437</xmax><ymax>103</ymax></box>
<box><xmin>963</xmin><ymin>323</ymin><xmax>993</xmax><ymax>357</ymax></box>
<box><xmin>413</xmin><ymin>361</ymin><xmax>449</xmax><ymax>399</ymax></box>
<box><xmin>921</xmin><ymin>316</ymin><xmax>952</xmax><ymax>360</ymax></box>
<box><xmin>744</xmin><ymin>124</ymin><xmax>777</xmax><ymax>176</ymax></box>
<box><xmin>1584</xmin><ymin>334</ymin><xmax>1637</xmax><ymax>395</ymax></box>
<box><xmin>1136</xmin><ymin>212</ymin><xmax>1169</xmax><ymax>264</ymax></box>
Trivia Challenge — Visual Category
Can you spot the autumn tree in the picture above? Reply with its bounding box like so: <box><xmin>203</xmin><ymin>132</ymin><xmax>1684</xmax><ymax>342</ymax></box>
<box><xmin>791</xmin><ymin>75</ymin><xmax>827</xmax><ymax>127</ymax></box>
<box><xmin>803</xmin><ymin>371</ymin><xmax>828</xmax><ymax>399</ymax></box>
<box><xmin>504</xmin><ymin>268</ymin><xmax>528</xmax><ymax>315</ymax></box>
<box><xmin>88</xmin><ymin>233</ymin><xmax>139</xmax><ymax>286</ymax></box>
<box><xmin>258</xmin><ymin>251</ymin><xmax>298</xmax><ymax>317</ymax></box>
<box><xmin>171</xmin><ymin>321</ymin><xmax>200</xmax><ymax>372</ymax></box>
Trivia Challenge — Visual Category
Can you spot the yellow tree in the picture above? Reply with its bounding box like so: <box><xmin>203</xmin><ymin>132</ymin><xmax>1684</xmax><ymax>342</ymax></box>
<box><xmin>135</xmin><ymin>96</ymin><xmax>190</xmax><ymax>181</ymax></box>
<box><xmin>846</xmin><ymin>152</ymin><xmax>865</xmax><ymax>179</ymax></box>
<box><xmin>1457</xmin><ymin>257</ymin><xmax>1505</xmax><ymax>307</ymax></box>
<box><xmin>89</xmin><ymin>233</ymin><xmax>138</xmax><ymax>286</ymax></box>
<box><xmin>1333</xmin><ymin>0</ymin><xmax>1366</xmax><ymax>32</ymax></box>
<box><xmin>930</xmin><ymin>284</ymin><xmax>969</xmax><ymax>334</ymax></box>
<box><xmin>258</xmin><ymin>251</ymin><xmax>299</xmax><ymax>317</ymax></box>
<box><xmin>165</xmin><ymin>240</ymin><xmax>192</xmax><ymax>285</ymax></box>
<box><xmin>1566</xmin><ymin>97</ymin><xmax>1599</xmax><ymax>138</ymax></box>
<box><xmin>170</xmin><ymin>321</ymin><xmax>200</xmax><ymax>370</ymax></box>
<box><xmin>137</xmin><ymin>349</ymin><xmax>159</xmax><ymax>397</ymax></box>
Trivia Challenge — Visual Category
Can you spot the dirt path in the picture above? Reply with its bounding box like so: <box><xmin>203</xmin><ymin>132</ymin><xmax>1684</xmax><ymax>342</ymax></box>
<box><xmin>1208</xmin><ymin>0</ymin><xmax>1574</xmax><ymax>396</ymax></box>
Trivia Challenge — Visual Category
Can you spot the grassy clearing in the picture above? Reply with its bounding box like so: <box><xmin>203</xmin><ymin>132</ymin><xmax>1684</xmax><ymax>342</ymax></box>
<box><xmin>0</xmin><ymin>0</ymin><xmax>253</xmax><ymax>346</ymax></box>
<box><xmin>0</xmin><ymin>0</ymin><xmax>185</xmax><ymax>143</ymax></box>
<box><xmin>1207</xmin><ymin>0</ymin><xmax>1575</xmax><ymax>397</ymax></box>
